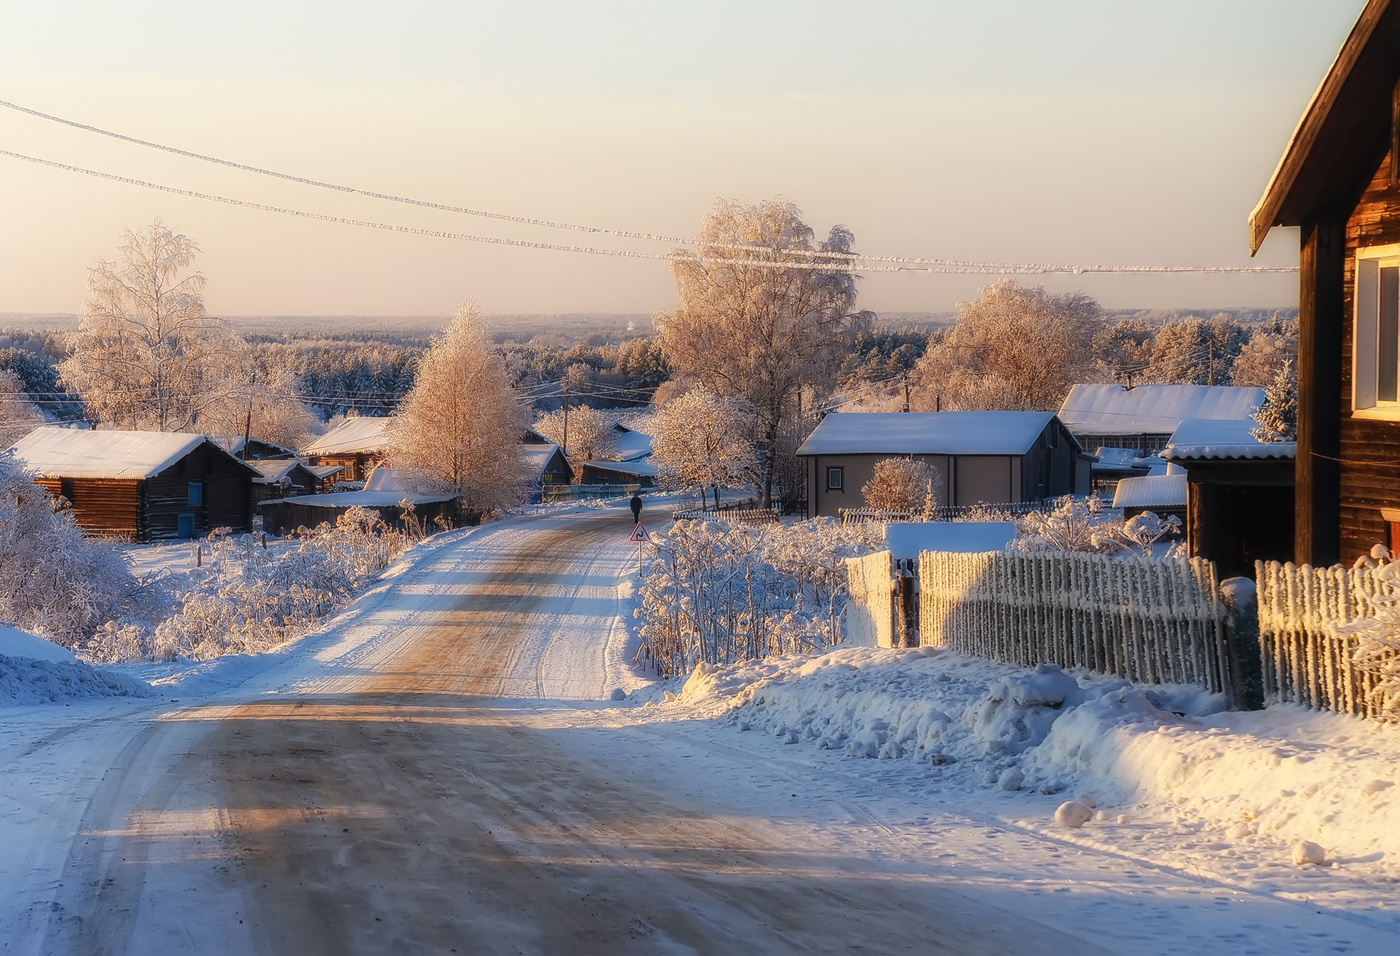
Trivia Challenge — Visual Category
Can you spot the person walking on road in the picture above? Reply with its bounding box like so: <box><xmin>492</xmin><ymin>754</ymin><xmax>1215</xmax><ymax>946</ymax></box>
<box><xmin>630</xmin><ymin>494</ymin><xmax>643</xmax><ymax>525</ymax></box>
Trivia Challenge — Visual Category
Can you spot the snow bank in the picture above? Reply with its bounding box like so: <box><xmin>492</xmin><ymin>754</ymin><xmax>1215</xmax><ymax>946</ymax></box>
<box><xmin>0</xmin><ymin>623</ymin><xmax>78</xmax><ymax>663</ymax></box>
<box><xmin>677</xmin><ymin>646</ymin><xmax>1400</xmax><ymax>871</ymax></box>
<box><xmin>0</xmin><ymin>654</ymin><xmax>153</xmax><ymax>706</ymax></box>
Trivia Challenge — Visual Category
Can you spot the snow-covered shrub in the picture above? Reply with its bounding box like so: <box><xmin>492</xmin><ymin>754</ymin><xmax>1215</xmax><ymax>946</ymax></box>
<box><xmin>1013</xmin><ymin>496</ymin><xmax>1179</xmax><ymax>557</ymax></box>
<box><xmin>133</xmin><ymin>506</ymin><xmax>419</xmax><ymax>661</ymax></box>
<box><xmin>860</xmin><ymin>457</ymin><xmax>941</xmax><ymax>516</ymax></box>
<box><xmin>0</xmin><ymin>453</ymin><xmax>136</xmax><ymax>648</ymax></box>
<box><xmin>1339</xmin><ymin>555</ymin><xmax>1400</xmax><ymax>714</ymax></box>
<box><xmin>636</xmin><ymin>518</ymin><xmax>879</xmax><ymax>677</ymax></box>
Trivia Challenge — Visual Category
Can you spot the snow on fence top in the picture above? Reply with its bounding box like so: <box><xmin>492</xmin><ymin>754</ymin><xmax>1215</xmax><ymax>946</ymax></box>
<box><xmin>796</xmin><ymin>411</ymin><xmax>1057</xmax><ymax>457</ymax></box>
<box><xmin>1163</xmin><ymin>418</ymin><xmax>1296</xmax><ymax>461</ymax></box>
<box><xmin>9</xmin><ymin>426</ymin><xmax>226</xmax><ymax>480</ymax></box>
<box><xmin>302</xmin><ymin>416</ymin><xmax>391</xmax><ymax>456</ymax></box>
<box><xmin>1111</xmin><ymin>473</ymin><xmax>1187</xmax><ymax>510</ymax></box>
<box><xmin>1058</xmin><ymin>384</ymin><xmax>1265</xmax><ymax>435</ymax></box>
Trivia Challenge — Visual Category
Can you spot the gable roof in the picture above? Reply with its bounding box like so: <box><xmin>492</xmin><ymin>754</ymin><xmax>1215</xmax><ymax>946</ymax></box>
<box><xmin>1250</xmin><ymin>0</ymin><xmax>1400</xmax><ymax>254</ymax></box>
<box><xmin>796</xmin><ymin>411</ymin><xmax>1061</xmax><ymax>457</ymax></box>
<box><xmin>8</xmin><ymin>427</ymin><xmax>257</xmax><ymax>480</ymax></box>
<box><xmin>521</xmin><ymin>442</ymin><xmax>574</xmax><ymax>481</ymax></box>
<box><xmin>302</xmin><ymin>417</ymin><xmax>391</xmax><ymax>456</ymax></box>
<box><xmin>1058</xmin><ymin>384</ymin><xmax>1264</xmax><ymax>435</ymax></box>
<box><xmin>249</xmin><ymin>459</ymin><xmax>319</xmax><ymax>484</ymax></box>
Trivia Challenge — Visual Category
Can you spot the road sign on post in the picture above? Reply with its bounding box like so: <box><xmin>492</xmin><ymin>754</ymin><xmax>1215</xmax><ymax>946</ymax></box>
<box><xmin>630</xmin><ymin>523</ymin><xmax>649</xmax><ymax>576</ymax></box>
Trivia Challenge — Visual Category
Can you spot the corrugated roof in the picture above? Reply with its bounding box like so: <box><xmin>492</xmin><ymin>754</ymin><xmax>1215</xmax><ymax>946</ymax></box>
<box><xmin>1163</xmin><ymin>419</ymin><xmax>1297</xmax><ymax>461</ymax></box>
<box><xmin>1058</xmin><ymin>384</ymin><xmax>1264</xmax><ymax>435</ymax></box>
<box><xmin>8</xmin><ymin>426</ymin><xmax>239</xmax><ymax>480</ymax></box>
<box><xmin>796</xmin><ymin>412</ymin><xmax>1058</xmax><ymax>457</ymax></box>
<box><xmin>302</xmin><ymin>417</ymin><xmax>391</xmax><ymax>456</ymax></box>
<box><xmin>1112</xmin><ymin>473</ymin><xmax>1187</xmax><ymax>510</ymax></box>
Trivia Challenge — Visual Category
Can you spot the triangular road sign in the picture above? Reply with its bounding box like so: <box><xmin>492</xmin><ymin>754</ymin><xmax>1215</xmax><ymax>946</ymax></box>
<box><xmin>629</xmin><ymin>522</ymin><xmax>649</xmax><ymax>542</ymax></box>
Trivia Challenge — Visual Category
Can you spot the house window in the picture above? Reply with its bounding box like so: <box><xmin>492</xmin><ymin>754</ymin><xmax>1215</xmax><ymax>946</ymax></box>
<box><xmin>187</xmin><ymin>481</ymin><xmax>204</xmax><ymax>506</ymax></box>
<box><xmin>1353</xmin><ymin>245</ymin><xmax>1400</xmax><ymax>415</ymax></box>
<box><xmin>826</xmin><ymin>466</ymin><xmax>844</xmax><ymax>491</ymax></box>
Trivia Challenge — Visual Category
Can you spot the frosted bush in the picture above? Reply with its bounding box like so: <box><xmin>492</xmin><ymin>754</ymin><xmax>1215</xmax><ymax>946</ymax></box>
<box><xmin>0</xmin><ymin>453</ymin><xmax>136</xmax><ymax>648</ymax></box>
<box><xmin>1339</xmin><ymin>554</ymin><xmax>1400</xmax><ymax>713</ymax></box>
<box><xmin>1014</xmin><ymin>496</ymin><xmax>1180</xmax><ymax>558</ymax></box>
<box><xmin>635</xmin><ymin>518</ymin><xmax>880</xmax><ymax>677</ymax></box>
<box><xmin>860</xmin><ymin>458</ymin><xmax>941</xmax><ymax>516</ymax></box>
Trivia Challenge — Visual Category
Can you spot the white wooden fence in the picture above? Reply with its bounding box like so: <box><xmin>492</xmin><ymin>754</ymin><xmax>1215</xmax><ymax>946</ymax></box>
<box><xmin>844</xmin><ymin>550</ymin><xmax>895</xmax><ymax>648</ymax></box>
<box><xmin>1254</xmin><ymin>560</ymin><xmax>1399</xmax><ymax>719</ymax></box>
<box><xmin>919</xmin><ymin>550</ymin><xmax>1235</xmax><ymax>695</ymax></box>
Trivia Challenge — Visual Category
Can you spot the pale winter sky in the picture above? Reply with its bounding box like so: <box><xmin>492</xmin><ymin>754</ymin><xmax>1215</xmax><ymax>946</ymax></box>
<box><xmin>0</xmin><ymin>1</ymin><xmax>1362</xmax><ymax>320</ymax></box>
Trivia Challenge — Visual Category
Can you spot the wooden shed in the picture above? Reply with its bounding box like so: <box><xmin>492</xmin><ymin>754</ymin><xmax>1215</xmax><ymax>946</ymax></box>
<box><xmin>9</xmin><ymin>426</ymin><xmax>257</xmax><ymax>540</ymax></box>
<box><xmin>302</xmin><ymin>417</ymin><xmax>391</xmax><ymax>483</ymax></box>
<box><xmin>796</xmin><ymin>411</ymin><xmax>1092</xmax><ymax>518</ymax></box>
<box><xmin>1249</xmin><ymin>0</ymin><xmax>1400</xmax><ymax>565</ymax></box>
<box><xmin>250</xmin><ymin>459</ymin><xmax>325</xmax><ymax>505</ymax></box>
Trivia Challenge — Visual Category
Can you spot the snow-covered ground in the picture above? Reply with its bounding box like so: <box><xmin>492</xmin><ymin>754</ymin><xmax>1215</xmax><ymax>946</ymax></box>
<box><xmin>2</xmin><ymin>502</ymin><xmax>1399</xmax><ymax>953</ymax></box>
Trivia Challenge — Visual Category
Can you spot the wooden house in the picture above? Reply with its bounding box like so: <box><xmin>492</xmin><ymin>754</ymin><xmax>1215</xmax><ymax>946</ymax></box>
<box><xmin>579</xmin><ymin>459</ymin><xmax>657</xmax><ymax>489</ymax></box>
<box><xmin>1249</xmin><ymin>0</ymin><xmax>1400</xmax><ymax>565</ymax></box>
<box><xmin>796</xmin><ymin>411</ymin><xmax>1091</xmax><ymax>518</ymax></box>
<box><xmin>9</xmin><ymin>426</ymin><xmax>257</xmax><ymax>540</ymax></box>
<box><xmin>1162</xmin><ymin>420</ymin><xmax>1295</xmax><ymax>580</ymax></box>
<box><xmin>1058</xmin><ymin>384</ymin><xmax>1265</xmax><ymax>455</ymax></box>
<box><xmin>302</xmin><ymin>417</ymin><xmax>390</xmax><ymax>483</ymax></box>
<box><xmin>250</xmin><ymin>459</ymin><xmax>325</xmax><ymax>505</ymax></box>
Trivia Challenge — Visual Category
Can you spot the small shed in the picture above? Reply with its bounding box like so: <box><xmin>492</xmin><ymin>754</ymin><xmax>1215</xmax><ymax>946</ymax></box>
<box><xmin>522</xmin><ymin>442</ymin><xmax>573</xmax><ymax>491</ymax></box>
<box><xmin>796</xmin><ymin>411</ymin><xmax>1091</xmax><ymax>518</ymax></box>
<box><xmin>258</xmin><ymin>467</ymin><xmax>458</xmax><ymax>535</ymax></box>
<box><xmin>1058</xmin><ymin>384</ymin><xmax>1266</xmax><ymax>454</ymax></box>
<box><xmin>9</xmin><ymin>426</ymin><xmax>257</xmax><ymax>540</ymax></box>
<box><xmin>1111</xmin><ymin>469</ymin><xmax>1188</xmax><ymax>524</ymax></box>
<box><xmin>250</xmin><ymin>459</ymin><xmax>325</xmax><ymax>505</ymax></box>
<box><xmin>1163</xmin><ymin>419</ymin><xmax>1296</xmax><ymax>580</ymax></box>
<box><xmin>302</xmin><ymin>417</ymin><xmax>391</xmax><ymax>483</ymax></box>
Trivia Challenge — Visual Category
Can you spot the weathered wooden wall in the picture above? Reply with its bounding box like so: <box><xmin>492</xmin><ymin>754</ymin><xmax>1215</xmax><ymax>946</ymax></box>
<box><xmin>36</xmin><ymin>477</ymin><xmax>143</xmax><ymax>539</ymax></box>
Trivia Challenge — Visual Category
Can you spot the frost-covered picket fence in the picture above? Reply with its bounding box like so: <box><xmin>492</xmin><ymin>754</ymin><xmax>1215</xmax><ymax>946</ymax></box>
<box><xmin>843</xmin><ymin>550</ymin><xmax>894</xmax><ymax>647</ymax></box>
<box><xmin>1254</xmin><ymin>560</ymin><xmax>1400</xmax><ymax>719</ymax></box>
<box><xmin>673</xmin><ymin>507</ymin><xmax>779</xmax><ymax>525</ymax></box>
<box><xmin>839</xmin><ymin>501</ymin><xmax>1053</xmax><ymax>525</ymax></box>
<box><xmin>919</xmin><ymin>550</ymin><xmax>1235</xmax><ymax>695</ymax></box>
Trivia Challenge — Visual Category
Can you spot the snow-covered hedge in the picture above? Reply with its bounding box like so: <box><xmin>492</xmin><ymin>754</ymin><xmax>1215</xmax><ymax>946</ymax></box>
<box><xmin>89</xmin><ymin>506</ymin><xmax>420</xmax><ymax>662</ymax></box>
<box><xmin>0</xmin><ymin>454</ymin><xmax>136</xmax><ymax>648</ymax></box>
<box><xmin>636</xmin><ymin>517</ymin><xmax>881</xmax><ymax>677</ymax></box>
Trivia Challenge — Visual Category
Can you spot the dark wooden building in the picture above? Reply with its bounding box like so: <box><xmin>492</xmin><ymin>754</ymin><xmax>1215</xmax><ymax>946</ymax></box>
<box><xmin>250</xmin><ymin>459</ymin><xmax>325</xmax><ymax>505</ymax></box>
<box><xmin>258</xmin><ymin>467</ymin><xmax>457</xmax><ymax>535</ymax></box>
<box><xmin>302</xmin><ymin>417</ymin><xmax>390</xmax><ymax>484</ymax></box>
<box><xmin>9</xmin><ymin>426</ymin><xmax>257</xmax><ymax>540</ymax></box>
<box><xmin>796</xmin><ymin>411</ymin><xmax>1092</xmax><ymax>518</ymax></box>
<box><xmin>1250</xmin><ymin>0</ymin><xmax>1400</xmax><ymax>565</ymax></box>
<box><xmin>1162</xmin><ymin>421</ymin><xmax>1295</xmax><ymax>580</ymax></box>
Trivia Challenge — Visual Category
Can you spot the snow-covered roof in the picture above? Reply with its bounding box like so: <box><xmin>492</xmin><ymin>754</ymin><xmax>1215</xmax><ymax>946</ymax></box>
<box><xmin>1058</xmin><ymin>384</ymin><xmax>1265</xmax><ymax>435</ymax></box>
<box><xmin>1112</xmin><ymin>473</ymin><xmax>1187</xmax><ymax>510</ymax></box>
<box><xmin>1163</xmin><ymin>419</ymin><xmax>1297</xmax><ymax>461</ymax></box>
<box><xmin>8</xmin><ymin>427</ymin><xmax>250</xmax><ymax>480</ymax></box>
<box><xmin>885</xmin><ymin>521</ymin><xmax>1017</xmax><ymax>559</ymax></box>
<box><xmin>250</xmin><ymin>460</ymin><xmax>302</xmax><ymax>483</ymax></box>
<box><xmin>582</xmin><ymin>459</ymin><xmax>659</xmax><ymax>477</ymax></box>
<box><xmin>262</xmin><ymin>489</ymin><xmax>457</xmax><ymax>509</ymax></box>
<box><xmin>521</xmin><ymin>442</ymin><xmax>567</xmax><ymax>479</ymax></box>
<box><xmin>306</xmin><ymin>463</ymin><xmax>342</xmax><ymax>480</ymax></box>
<box><xmin>302</xmin><ymin>417</ymin><xmax>391</xmax><ymax>456</ymax></box>
<box><xmin>610</xmin><ymin>428</ymin><xmax>653</xmax><ymax>462</ymax></box>
<box><xmin>363</xmin><ymin>467</ymin><xmax>414</xmax><ymax>493</ymax></box>
<box><xmin>797</xmin><ymin>412</ymin><xmax>1061</xmax><ymax>457</ymax></box>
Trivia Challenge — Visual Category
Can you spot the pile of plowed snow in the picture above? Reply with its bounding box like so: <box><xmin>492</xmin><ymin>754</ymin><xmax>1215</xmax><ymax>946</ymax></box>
<box><xmin>0</xmin><ymin>624</ymin><xmax>152</xmax><ymax>706</ymax></box>
<box><xmin>676</xmin><ymin>645</ymin><xmax>1400</xmax><ymax>871</ymax></box>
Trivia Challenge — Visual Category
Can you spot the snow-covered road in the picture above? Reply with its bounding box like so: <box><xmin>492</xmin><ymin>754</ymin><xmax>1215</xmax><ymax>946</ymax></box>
<box><xmin>3</xmin><ymin>505</ymin><xmax>1398</xmax><ymax>954</ymax></box>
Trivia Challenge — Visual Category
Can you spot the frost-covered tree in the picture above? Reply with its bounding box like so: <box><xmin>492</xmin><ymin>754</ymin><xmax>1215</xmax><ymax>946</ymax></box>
<box><xmin>1232</xmin><ymin>315</ymin><xmax>1298</xmax><ymax>388</ymax></box>
<box><xmin>861</xmin><ymin>457</ymin><xmax>942</xmax><ymax>515</ymax></box>
<box><xmin>656</xmin><ymin>200</ymin><xmax>869</xmax><ymax>508</ymax></box>
<box><xmin>911</xmin><ymin>280</ymin><xmax>1102</xmax><ymax>411</ymax></box>
<box><xmin>650</xmin><ymin>385</ymin><xmax>757</xmax><ymax>507</ymax></box>
<box><xmin>388</xmin><ymin>303</ymin><xmax>530</xmax><ymax>514</ymax></box>
<box><xmin>59</xmin><ymin>221</ymin><xmax>241</xmax><ymax>432</ymax></box>
<box><xmin>1250</xmin><ymin>360</ymin><xmax>1297</xmax><ymax>443</ymax></box>
<box><xmin>0</xmin><ymin>370</ymin><xmax>46</xmax><ymax>447</ymax></box>
<box><xmin>0</xmin><ymin>453</ymin><xmax>135</xmax><ymax>647</ymax></box>
<box><xmin>533</xmin><ymin>404</ymin><xmax>619</xmax><ymax>462</ymax></box>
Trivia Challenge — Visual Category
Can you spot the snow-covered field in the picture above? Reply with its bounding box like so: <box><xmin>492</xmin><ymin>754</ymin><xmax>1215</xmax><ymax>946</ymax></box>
<box><xmin>2</xmin><ymin>502</ymin><xmax>1398</xmax><ymax>953</ymax></box>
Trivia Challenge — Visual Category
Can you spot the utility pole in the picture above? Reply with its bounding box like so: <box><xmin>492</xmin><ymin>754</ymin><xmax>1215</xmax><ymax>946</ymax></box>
<box><xmin>901</xmin><ymin>372</ymin><xmax>910</xmax><ymax>413</ymax></box>
<box><xmin>1207</xmin><ymin>340</ymin><xmax>1215</xmax><ymax>386</ymax></box>
<box><xmin>561</xmin><ymin>383</ymin><xmax>570</xmax><ymax>458</ymax></box>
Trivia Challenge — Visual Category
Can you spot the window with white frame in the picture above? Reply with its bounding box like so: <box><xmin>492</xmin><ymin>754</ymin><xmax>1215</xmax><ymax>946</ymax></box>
<box><xmin>1354</xmin><ymin>244</ymin><xmax>1400</xmax><ymax>413</ymax></box>
<box><xmin>826</xmin><ymin>466</ymin><xmax>844</xmax><ymax>491</ymax></box>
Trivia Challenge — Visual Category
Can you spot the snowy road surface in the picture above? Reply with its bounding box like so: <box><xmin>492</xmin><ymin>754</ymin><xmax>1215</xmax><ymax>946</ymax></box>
<box><xmin>3</xmin><ymin>506</ymin><xmax>1398</xmax><ymax>954</ymax></box>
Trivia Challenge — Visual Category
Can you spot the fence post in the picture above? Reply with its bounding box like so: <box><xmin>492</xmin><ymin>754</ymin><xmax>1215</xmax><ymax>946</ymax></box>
<box><xmin>895</xmin><ymin>558</ymin><xmax>919</xmax><ymax>648</ymax></box>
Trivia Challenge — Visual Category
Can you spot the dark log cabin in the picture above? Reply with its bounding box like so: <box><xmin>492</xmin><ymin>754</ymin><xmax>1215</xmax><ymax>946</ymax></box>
<box><xmin>1251</xmin><ymin>0</ymin><xmax>1400</xmax><ymax>565</ymax></box>
<box><xmin>9</xmin><ymin>427</ymin><xmax>256</xmax><ymax>541</ymax></box>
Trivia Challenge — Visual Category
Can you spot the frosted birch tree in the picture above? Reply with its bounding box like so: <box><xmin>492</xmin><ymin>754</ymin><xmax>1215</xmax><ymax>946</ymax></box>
<box><xmin>533</xmin><ymin>404</ymin><xmax>619</xmax><ymax>462</ymax></box>
<box><xmin>911</xmin><ymin>280</ymin><xmax>1101</xmax><ymax>411</ymax></box>
<box><xmin>656</xmin><ymin>200</ymin><xmax>869</xmax><ymax>508</ymax></box>
<box><xmin>388</xmin><ymin>303</ymin><xmax>530</xmax><ymax>515</ymax></box>
<box><xmin>59</xmin><ymin>221</ymin><xmax>241</xmax><ymax>432</ymax></box>
<box><xmin>650</xmin><ymin>385</ymin><xmax>757</xmax><ymax>507</ymax></box>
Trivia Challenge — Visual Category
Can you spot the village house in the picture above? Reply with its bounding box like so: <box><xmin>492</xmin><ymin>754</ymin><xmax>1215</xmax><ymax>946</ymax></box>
<box><xmin>1249</xmin><ymin>0</ymin><xmax>1400</xmax><ymax>565</ymax></box>
<box><xmin>302</xmin><ymin>416</ymin><xmax>390</xmax><ymax>483</ymax></box>
<box><xmin>249</xmin><ymin>458</ymin><xmax>328</xmax><ymax>506</ymax></box>
<box><xmin>797</xmin><ymin>411</ymin><xmax>1090</xmax><ymax>518</ymax></box>
<box><xmin>522</xmin><ymin>442</ymin><xmax>574</xmax><ymax>499</ymax></box>
<box><xmin>1057</xmin><ymin>383</ymin><xmax>1266</xmax><ymax>455</ymax></box>
<box><xmin>8</xmin><ymin>426</ymin><xmax>257</xmax><ymax>540</ymax></box>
